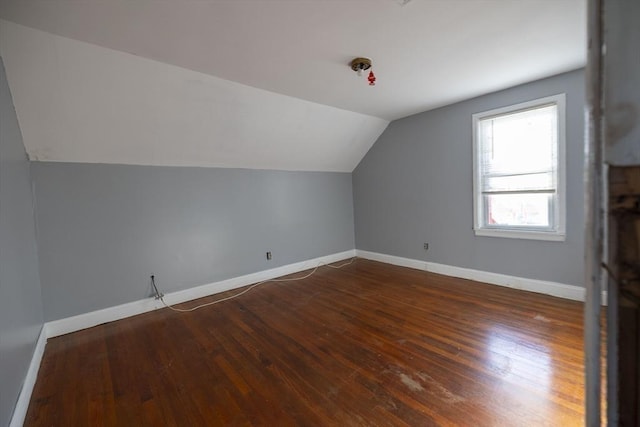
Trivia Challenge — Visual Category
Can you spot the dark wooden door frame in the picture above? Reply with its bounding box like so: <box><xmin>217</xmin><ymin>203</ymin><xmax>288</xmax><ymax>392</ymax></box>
<box><xmin>585</xmin><ymin>1</ymin><xmax>640</xmax><ymax>425</ymax></box>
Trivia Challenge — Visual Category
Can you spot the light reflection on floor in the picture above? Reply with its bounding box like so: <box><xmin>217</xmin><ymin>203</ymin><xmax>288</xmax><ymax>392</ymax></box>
<box><xmin>486</xmin><ymin>324</ymin><xmax>552</xmax><ymax>391</ymax></box>
<box><xmin>483</xmin><ymin>324</ymin><xmax>558</xmax><ymax>425</ymax></box>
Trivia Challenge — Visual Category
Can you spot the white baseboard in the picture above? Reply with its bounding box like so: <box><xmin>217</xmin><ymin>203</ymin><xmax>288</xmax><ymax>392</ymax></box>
<box><xmin>45</xmin><ymin>295</ymin><xmax>164</xmax><ymax>338</ymax></box>
<box><xmin>46</xmin><ymin>250</ymin><xmax>356</xmax><ymax>338</ymax></box>
<box><xmin>356</xmin><ymin>249</ymin><xmax>599</xmax><ymax>302</ymax></box>
<box><xmin>9</xmin><ymin>325</ymin><xmax>47</xmax><ymax>427</ymax></box>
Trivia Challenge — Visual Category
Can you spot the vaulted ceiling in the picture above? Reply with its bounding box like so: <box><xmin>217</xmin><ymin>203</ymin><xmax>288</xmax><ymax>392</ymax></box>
<box><xmin>0</xmin><ymin>0</ymin><xmax>586</xmax><ymax>172</ymax></box>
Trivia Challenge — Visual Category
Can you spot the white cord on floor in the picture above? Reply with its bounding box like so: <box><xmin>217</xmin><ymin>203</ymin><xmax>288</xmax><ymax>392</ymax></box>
<box><xmin>157</xmin><ymin>257</ymin><xmax>356</xmax><ymax>313</ymax></box>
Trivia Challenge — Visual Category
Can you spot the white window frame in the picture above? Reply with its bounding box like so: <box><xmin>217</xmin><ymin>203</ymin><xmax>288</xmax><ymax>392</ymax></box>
<box><xmin>472</xmin><ymin>94</ymin><xmax>566</xmax><ymax>241</ymax></box>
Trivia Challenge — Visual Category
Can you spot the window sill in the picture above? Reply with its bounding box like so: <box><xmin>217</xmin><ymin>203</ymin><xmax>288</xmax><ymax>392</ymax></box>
<box><xmin>474</xmin><ymin>228</ymin><xmax>566</xmax><ymax>242</ymax></box>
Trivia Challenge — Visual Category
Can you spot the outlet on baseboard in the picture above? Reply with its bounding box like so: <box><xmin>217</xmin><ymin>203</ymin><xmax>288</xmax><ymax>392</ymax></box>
<box><xmin>423</xmin><ymin>243</ymin><xmax>429</xmax><ymax>251</ymax></box>
<box><xmin>266</xmin><ymin>251</ymin><xmax>272</xmax><ymax>260</ymax></box>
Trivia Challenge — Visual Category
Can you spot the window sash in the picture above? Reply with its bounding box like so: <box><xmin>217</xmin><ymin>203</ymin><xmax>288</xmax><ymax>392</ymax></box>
<box><xmin>482</xmin><ymin>191</ymin><xmax>556</xmax><ymax>231</ymax></box>
<box><xmin>482</xmin><ymin>171</ymin><xmax>555</xmax><ymax>193</ymax></box>
<box><xmin>478</xmin><ymin>104</ymin><xmax>558</xmax><ymax>178</ymax></box>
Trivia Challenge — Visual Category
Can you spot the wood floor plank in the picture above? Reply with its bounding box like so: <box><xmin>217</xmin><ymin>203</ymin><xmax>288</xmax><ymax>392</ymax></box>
<box><xmin>25</xmin><ymin>259</ymin><xmax>589</xmax><ymax>426</ymax></box>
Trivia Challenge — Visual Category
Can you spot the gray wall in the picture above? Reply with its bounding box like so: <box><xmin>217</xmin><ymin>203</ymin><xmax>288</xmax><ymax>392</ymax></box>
<box><xmin>353</xmin><ymin>69</ymin><xmax>585</xmax><ymax>286</ymax></box>
<box><xmin>0</xmin><ymin>58</ymin><xmax>44</xmax><ymax>426</ymax></box>
<box><xmin>32</xmin><ymin>163</ymin><xmax>355</xmax><ymax>320</ymax></box>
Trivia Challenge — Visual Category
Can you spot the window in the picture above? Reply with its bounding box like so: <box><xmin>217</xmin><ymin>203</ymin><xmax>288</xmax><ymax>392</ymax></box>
<box><xmin>472</xmin><ymin>94</ymin><xmax>566</xmax><ymax>241</ymax></box>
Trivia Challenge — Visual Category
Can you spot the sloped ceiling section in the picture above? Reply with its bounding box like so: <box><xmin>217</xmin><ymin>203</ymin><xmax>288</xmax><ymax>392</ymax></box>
<box><xmin>0</xmin><ymin>20</ymin><xmax>389</xmax><ymax>172</ymax></box>
<box><xmin>0</xmin><ymin>0</ymin><xmax>586</xmax><ymax>121</ymax></box>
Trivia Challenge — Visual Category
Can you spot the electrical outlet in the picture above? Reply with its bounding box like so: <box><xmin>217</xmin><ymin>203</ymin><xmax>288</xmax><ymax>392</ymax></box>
<box><xmin>266</xmin><ymin>251</ymin><xmax>272</xmax><ymax>260</ymax></box>
<box><xmin>423</xmin><ymin>243</ymin><xmax>429</xmax><ymax>251</ymax></box>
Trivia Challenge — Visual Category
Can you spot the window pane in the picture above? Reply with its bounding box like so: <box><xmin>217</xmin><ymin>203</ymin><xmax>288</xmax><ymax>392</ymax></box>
<box><xmin>479</xmin><ymin>105</ymin><xmax>557</xmax><ymax>177</ymax></box>
<box><xmin>486</xmin><ymin>193</ymin><xmax>552</xmax><ymax>228</ymax></box>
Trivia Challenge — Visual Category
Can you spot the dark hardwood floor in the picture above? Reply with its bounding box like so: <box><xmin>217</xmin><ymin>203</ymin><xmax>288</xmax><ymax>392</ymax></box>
<box><xmin>25</xmin><ymin>259</ymin><xmax>587</xmax><ymax>426</ymax></box>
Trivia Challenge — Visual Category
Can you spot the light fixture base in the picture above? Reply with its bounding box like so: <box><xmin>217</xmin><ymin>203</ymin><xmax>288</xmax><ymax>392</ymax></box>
<box><xmin>350</xmin><ymin>57</ymin><xmax>372</xmax><ymax>73</ymax></box>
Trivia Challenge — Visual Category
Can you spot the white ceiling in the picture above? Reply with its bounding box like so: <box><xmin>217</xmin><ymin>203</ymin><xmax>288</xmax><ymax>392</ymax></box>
<box><xmin>0</xmin><ymin>20</ymin><xmax>388</xmax><ymax>171</ymax></box>
<box><xmin>0</xmin><ymin>0</ymin><xmax>586</xmax><ymax>171</ymax></box>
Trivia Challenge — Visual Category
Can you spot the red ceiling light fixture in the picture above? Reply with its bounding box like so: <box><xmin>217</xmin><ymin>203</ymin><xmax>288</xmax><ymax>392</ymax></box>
<box><xmin>350</xmin><ymin>57</ymin><xmax>376</xmax><ymax>86</ymax></box>
<box><xmin>367</xmin><ymin>70</ymin><xmax>376</xmax><ymax>86</ymax></box>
